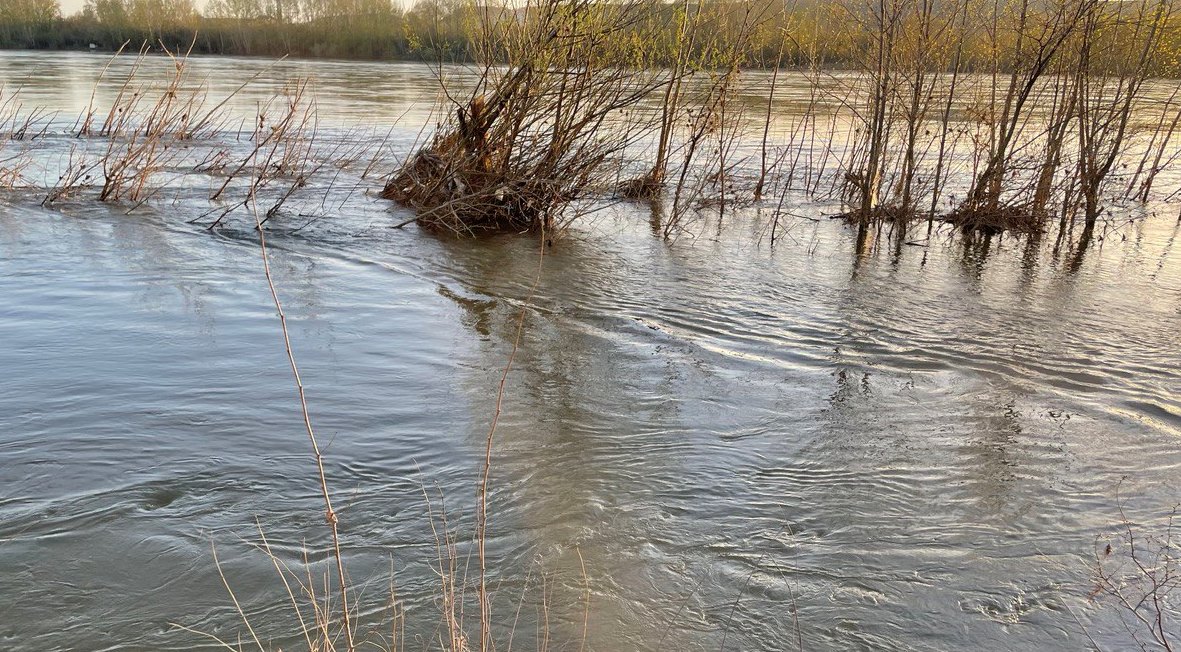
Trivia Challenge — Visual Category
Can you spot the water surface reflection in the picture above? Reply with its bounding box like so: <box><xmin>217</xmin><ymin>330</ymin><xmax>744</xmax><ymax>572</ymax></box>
<box><xmin>1</xmin><ymin>53</ymin><xmax>1180</xmax><ymax>652</ymax></box>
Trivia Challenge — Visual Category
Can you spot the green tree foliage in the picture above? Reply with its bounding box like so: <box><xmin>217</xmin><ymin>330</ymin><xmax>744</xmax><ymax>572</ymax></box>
<box><xmin>2</xmin><ymin>0</ymin><xmax>1179</xmax><ymax>75</ymax></box>
<box><xmin>0</xmin><ymin>0</ymin><xmax>60</xmax><ymax>47</ymax></box>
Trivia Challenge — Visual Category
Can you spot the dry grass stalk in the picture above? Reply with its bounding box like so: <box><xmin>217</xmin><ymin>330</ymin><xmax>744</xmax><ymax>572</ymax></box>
<box><xmin>1094</xmin><ymin>495</ymin><xmax>1181</xmax><ymax>652</ymax></box>
<box><xmin>0</xmin><ymin>83</ymin><xmax>50</xmax><ymax>189</ymax></box>
<box><xmin>95</xmin><ymin>44</ymin><xmax>209</xmax><ymax>203</ymax></box>
<box><xmin>250</xmin><ymin>196</ymin><xmax>357</xmax><ymax>651</ymax></box>
<box><xmin>205</xmin><ymin>78</ymin><xmax>319</xmax><ymax>228</ymax></box>
<box><xmin>35</xmin><ymin>42</ymin><xmax>260</xmax><ymax>210</ymax></box>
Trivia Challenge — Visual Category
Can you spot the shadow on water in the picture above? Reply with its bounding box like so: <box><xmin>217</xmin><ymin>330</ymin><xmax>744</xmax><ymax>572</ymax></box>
<box><xmin>432</xmin><ymin>234</ymin><xmax>715</xmax><ymax>649</ymax></box>
<box><xmin>1067</xmin><ymin>221</ymin><xmax>1097</xmax><ymax>275</ymax></box>
<box><xmin>851</xmin><ymin>221</ymin><xmax>876</xmax><ymax>277</ymax></box>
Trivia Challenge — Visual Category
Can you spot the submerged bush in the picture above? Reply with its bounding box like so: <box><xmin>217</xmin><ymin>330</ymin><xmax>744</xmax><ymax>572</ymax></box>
<box><xmin>382</xmin><ymin>0</ymin><xmax>664</xmax><ymax>235</ymax></box>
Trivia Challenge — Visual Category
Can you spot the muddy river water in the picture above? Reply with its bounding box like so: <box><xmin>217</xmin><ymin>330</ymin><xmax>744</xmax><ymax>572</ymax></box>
<box><xmin>2</xmin><ymin>51</ymin><xmax>1181</xmax><ymax>651</ymax></box>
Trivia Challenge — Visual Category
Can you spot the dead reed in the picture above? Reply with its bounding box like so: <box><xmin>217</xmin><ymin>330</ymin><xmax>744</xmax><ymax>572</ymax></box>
<box><xmin>0</xmin><ymin>82</ymin><xmax>51</xmax><ymax>189</ymax></box>
<box><xmin>204</xmin><ymin>77</ymin><xmax>322</xmax><ymax>228</ymax></box>
<box><xmin>1093</xmin><ymin>494</ymin><xmax>1181</xmax><ymax>652</ymax></box>
<box><xmin>249</xmin><ymin>194</ymin><xmax>357</xmax><ymax>651</ymax></box>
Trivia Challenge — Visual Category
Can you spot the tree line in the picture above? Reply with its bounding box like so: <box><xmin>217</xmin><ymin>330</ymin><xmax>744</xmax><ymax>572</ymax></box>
<box><xmin>1</xmin><ymin>0</ymin><xmax>1175</xmax><ymax>72</ymax></box>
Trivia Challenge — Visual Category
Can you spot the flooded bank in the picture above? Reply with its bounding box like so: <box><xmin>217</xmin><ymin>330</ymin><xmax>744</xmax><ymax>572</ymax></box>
<box><xmin>1</xmin><ymin>52</ymin><xmax>1181</xmax><ymax>651</ymax></box>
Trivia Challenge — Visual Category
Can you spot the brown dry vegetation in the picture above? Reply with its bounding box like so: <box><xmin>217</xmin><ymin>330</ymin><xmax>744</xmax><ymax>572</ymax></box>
<box><xmin>3</xmin><ymin>0</ymin><xmax>1180</xmax><ymax>244</ymax></box>
<box><xmin>371</xmin><ymin>0</ymin><xmax>1181</xmax><ymax>242</ymax></box>
<box><xmin>382</xmin><ymin>0</ymin><xmax>670</xmax><ymax>235</ymax></box>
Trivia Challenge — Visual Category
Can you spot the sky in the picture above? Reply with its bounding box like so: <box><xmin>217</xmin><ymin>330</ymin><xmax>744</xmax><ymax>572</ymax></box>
<box><xmin>61</xmin><ymin>0</ymin><xmax>87</xmax><ymax>15</ymax></box>
<box><xmin>59</xmin><ymin>0</ymin><xmax>211</xmax><ymax>16</ymax></box>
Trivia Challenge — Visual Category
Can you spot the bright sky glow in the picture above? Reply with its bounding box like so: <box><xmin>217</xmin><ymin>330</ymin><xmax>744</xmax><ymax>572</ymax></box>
<box><xmin>59</xmin><ymin>0</ymin><xmax>212</xmax><ymax>16</ymax></box>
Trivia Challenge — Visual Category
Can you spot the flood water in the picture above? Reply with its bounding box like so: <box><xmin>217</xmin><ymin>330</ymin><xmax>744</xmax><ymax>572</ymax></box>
<box><xmin>2</xmin><ymin>51</ymin><xmax>1181</xmax><ymax>651</ymax></box>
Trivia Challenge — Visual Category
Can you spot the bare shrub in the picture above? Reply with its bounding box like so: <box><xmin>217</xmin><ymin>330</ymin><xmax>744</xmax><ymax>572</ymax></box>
<box><xmin>382</xmin><ymin>0</ymin><xmax>667</xmax><ymax>235</ymax></box>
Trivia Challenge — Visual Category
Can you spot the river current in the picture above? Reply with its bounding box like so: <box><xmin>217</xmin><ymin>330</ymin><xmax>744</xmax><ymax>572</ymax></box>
<box><xmin>1</xmin><ymin>51</ymin><xmax>1181</xmax><ymax>651</ymax></box>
